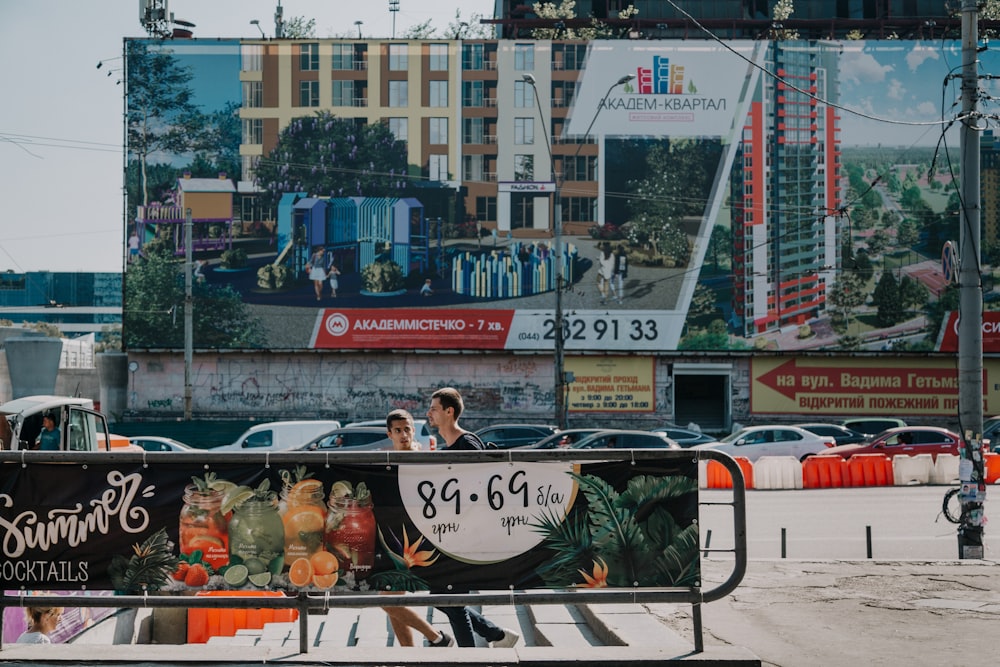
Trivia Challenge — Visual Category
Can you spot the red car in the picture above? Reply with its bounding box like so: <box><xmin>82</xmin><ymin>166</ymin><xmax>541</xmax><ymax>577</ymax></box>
<box><xmin>823</xmin><ymin>426</ymin><xmax>965</xmax><ymax>461</ymax></box>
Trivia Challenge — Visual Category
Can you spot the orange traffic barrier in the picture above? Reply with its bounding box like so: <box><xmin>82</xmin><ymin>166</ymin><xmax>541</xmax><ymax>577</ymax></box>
<box><xmin>802</xmin><ymin>455</ymin><xmax>847</xmax><ymax>488</ymax></box>
<box><xmin>705</xmin><ymin>457</ymin><xmax>753</xmax><ymax>489</ymax></box>
<box><xmin>845</xmin><ymin>453</ymin><xmax>893</xmax><ymax>487</ymax></box>
<box><xmin>984</xmin><ymin>452</ymin><xmax>1000</xmax><ymax>484</ymax></box>
<box><xmin>187</xmin><ymin>591</ymin><xmax>296</xmax><ymax>644</ymax></box>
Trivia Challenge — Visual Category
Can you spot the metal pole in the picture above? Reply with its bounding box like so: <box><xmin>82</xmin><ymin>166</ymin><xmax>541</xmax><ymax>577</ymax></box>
<box><xmin>957</xmin><ymin>0</ymin><xmax>985</xmax><ymax>559</ymax></box>
<box><xmin>184</xmin><ymin>208</ymin><xmax>193</xmax><ymax>421</ymax></box>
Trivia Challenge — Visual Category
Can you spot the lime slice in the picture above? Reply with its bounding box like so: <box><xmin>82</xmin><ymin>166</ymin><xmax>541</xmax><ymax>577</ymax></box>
<box><xmin>244</xmin><ymin>557</ymin><xmax>267</xmax><ymax>575</ymax></box>
<box><xmin>330</xmin><ymin>481</ymin><xmax>353</xmax><ymax>499</ymax></box>
<box><xmin>223</xmin><ymin>564</ymin><xmax>249</xmax><ymax>587</ymax></box>
<box><xmin>221</xmin><ymin>486</ymin><xmax>254</xmax><ymax>515</ymax></box>
<box><xmin>248</xmin><ymin>572</ymin><xmax>272</xmax><ymax>588</ymax></box>
<box><xmin>208</xmin><ymin>479</ymin><xmax>238</xmax><ymax>495</ymax></box>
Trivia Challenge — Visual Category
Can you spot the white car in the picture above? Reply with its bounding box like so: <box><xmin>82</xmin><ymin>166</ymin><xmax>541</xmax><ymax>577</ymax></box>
<box><xmin>345</xmin><ymin>418</ymin><xmax>437</xmax><ymax>449</ymax></box>
<box><xmin>692</xmin><ymin>425</ymin><xmax>834</xmax><ymax>462</ymax></box>
<box><xmin>128</xmin><ymin>436</ymin><xmax>202</xmax><ymax>452</ymax></box>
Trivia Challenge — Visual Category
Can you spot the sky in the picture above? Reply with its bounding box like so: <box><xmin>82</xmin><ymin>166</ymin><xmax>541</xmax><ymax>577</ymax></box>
<box><xmin>0</xmin><ymin>0</ymin><xmax>495</xmax><ymax>273</ymax></box>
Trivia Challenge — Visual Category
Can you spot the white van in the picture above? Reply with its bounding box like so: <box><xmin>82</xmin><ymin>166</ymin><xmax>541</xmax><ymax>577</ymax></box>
<box><xmin>1</xmin><ymin>395</ymin><xmax>111</xmax><ymax>452</ymax></box>
<box><xmin>213</xmin><ymin>420</ymin><xmax>342</xmax><ymax>452</ymax></box>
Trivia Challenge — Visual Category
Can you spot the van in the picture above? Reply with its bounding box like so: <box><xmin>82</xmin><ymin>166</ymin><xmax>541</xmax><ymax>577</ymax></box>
<box><xmin>1</xmin><ymin>395</ymin><xmax>111</xmax><ymax>452</ymax></box>
<box><xmin>213</xmin><ymin>420</ymin><xmax>343</xmax><ymax>452</ymax></box>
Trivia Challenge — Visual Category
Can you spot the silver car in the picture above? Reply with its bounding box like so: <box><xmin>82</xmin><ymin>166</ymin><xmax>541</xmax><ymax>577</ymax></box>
<box><xmin>691</xmin><ymin>425</ymin><xmax>834</xmax><ymax>462</ymax></box>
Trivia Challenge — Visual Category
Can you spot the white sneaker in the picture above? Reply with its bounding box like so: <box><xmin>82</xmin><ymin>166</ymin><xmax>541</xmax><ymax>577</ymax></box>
<box><xmin>491</xmin><ymin>627</ymin><xmax>520</xmax><ymax>648</ymax></box>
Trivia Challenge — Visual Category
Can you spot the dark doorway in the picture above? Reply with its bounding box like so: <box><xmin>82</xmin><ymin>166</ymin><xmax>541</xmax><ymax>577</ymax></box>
<box><xmin>674</xmin><ymin>373</ymin><xmax>729</xmax><ymax>433</ymax></box>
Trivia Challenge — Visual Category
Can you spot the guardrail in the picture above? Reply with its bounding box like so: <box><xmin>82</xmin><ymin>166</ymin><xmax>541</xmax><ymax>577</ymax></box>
<box><xmin>0</xmin><ymin>448</ymin><xmax>747</xmax><ymax>654</ymax></box>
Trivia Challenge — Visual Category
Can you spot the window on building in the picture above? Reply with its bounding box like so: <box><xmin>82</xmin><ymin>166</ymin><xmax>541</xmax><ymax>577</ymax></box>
<box><xmin>429</xmin><ymin>154</ymin><xmax>448</xmax><ymax>182</ymax></box>
<box><xmin>429</xmin><ymin>43</ymin><xmax>448</xmax><ymax>71</ymax></box>
<box><xmin>241</xmin><ymin>155</ymin><xmax>259</xmax><ymax>183</ymax></box>
<box><xmin>476</xmin><ymin>196</ymin><xmax>497</xmax><ymax>222</ymax></box>
<box><xmin>563</xmin><ymin>155</ymin><xmax>596</xmax><ymax>181</ymax></box>
<box><xmin>388</xmin><ymin>117</ymin><xmax>408</xmax><ymax>141</ymax></box>
<box><xmin>243</xmin><ymin>81</ymin><xmax>262</xmax><ymax>108</ymax></box>
<box><xmin>511</xmin><ymin>194</ymin><xmax>533</xmax><ymax>229</ymax></box>
<box><xmin>514</xmin><ymin>154</ymin><xmax>534</xmax><ymax>181</ymax></box>
<box><xmin>462</xmin><ymin>43</ymin><xmax>484</xmax><ymax>70</ymax></box>
<box><xmin>429</xmin><ymin>80</ymin><xmax>448</xmax><ymax>107</ymax></box>
<box><xmin>553</xmin><ymin>80</ymin><xmax>577</xmax><ymax>107</ymax></box>
<box><xmin>514</xmin><ymin>80</ymin><xmax>534</xmax><ymax>109</ymax></box>
<box><xmin>463</xmin><ymin>154</ymin><xmax>484</xmax><ymax>181</ymax></box>
<box><xmin>332</xmin><ymin>80</ymin><xmax>355</xmax><ymax>106</ymax></box>
<box><xmin>299</xmin><ymin>80</ymin><xmax>319</xmax><ymax>107</ymax></box>
<box><xmin>514</xmin><ymin>43</ymin><xmax>534</xmax><ymax>71</ymax></box>
<box><xmin>463</xmin><ymin>80</ymin><xmax>485</xmax><ymax>107</ymax></box>
<box><xmin>388</xmin><ymin>44</ymin><xmax>408</xmax><ymax>70</ymax></box>
<box><xmin>332</xmin><ymin>44</ymin><xmax>353</xmax><ymax>70</ymax></box>
<box><xmin>514</xmin><ymin>117</ymin><xmax>534</xmax><ymax>145</ymax></box>
<box><xmin>463</xmin><ymin>117</ymin><xmax>484</xmax><ymax>144</ymax></box>
<box><xmin>554</xmin><ymin>43</ymin><xmax>587</xmax><ymax>70</ymax></box>
<box><xmin>562</xmin><ymin>197</ymin><xmax>597</xmax><ymax>223</ymax></box>
<box><xmin>241</xmin><ymin>44</ymin><xmax>263</xmax><ymax>72</ymax></box>
<box><xmin>389</xmin><ymin>80</ymin><xmax>409</xmax><ymax>107</ymax></box>
<box><xmin>242</xmin><ymin>118</ymin><xmax>263</xmax><ymax>145</ymax></box>
<box><xmin>300</xmin><ymin>43</ymin><xmax>319</xmax><ymax>71</ymax></box>
<box><xmin>429</xmin><ymin>117</ymin><xmax>448</xmax><ymax>145</ymax></box>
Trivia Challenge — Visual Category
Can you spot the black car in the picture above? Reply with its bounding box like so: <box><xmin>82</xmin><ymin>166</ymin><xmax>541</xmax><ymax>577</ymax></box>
<box><xmin>649</xmin><ymin>425</ymin><xmax>716</xmax><ymax>447</ymax></box>
<box><xmin>528</xmin><ymin>428</ymin><xmax>605</xmax><ymax>449</ymax></box>
<box><xmin>474</xmin><ymin>424</ymin><xmax>559</xmax><ymax>449</ymax></box>
<box><xmin>295</xmin><ymin>427</ymin><xmax>392</xmax><ymax>451</ymax></box>
<box><xmin>795</xmin><ymin>423</ymin><xmax>867</xmax><ymax>446</ymax></box>
<box><xmin>571</xmin><ymin>430</ymin><xmax>680</xmax><ymax>450</ymax></box>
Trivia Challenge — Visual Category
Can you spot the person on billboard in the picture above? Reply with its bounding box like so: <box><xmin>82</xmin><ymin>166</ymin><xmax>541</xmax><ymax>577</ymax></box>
<box><xmin>35</xmin><ymin>414</ymin><xmax>60</xmax><ymax>451</ymax></box>
<box><xmin>305</xmin><ymin>246</ymin><xmax>328</xmax><ymax>301</ymax></box>
<box><xmin>327</xmin><ymin>262</ymin><xmax>341</xmax><ymax>298</ymax></box>
<box><xmin>612</xmin><ymin>244</ymin><xmax>628</xmax><ymax>303</ymax></box>
<box><xmin>597</xmin><ymin>244</ymin><xmax>618</xmax><ymax>305</ymax></box>
<box><xmin>420</xmin><ymin>279</ymin><xmax>434</xmax><ymax>297</ymax></box>
<box><xmin>425</xmin><ymin>387</ymin><xmax>521</xmax><ymax>648</ymax></box>
<box><xmin>379</xmin><ymin>408</ymin><xmax>455</xmax><ymax>647</ymax></box>
<box><xmin>16</xmin><ymin>607</ymin><xmax>63</xmax><ymax>644</ymax></box>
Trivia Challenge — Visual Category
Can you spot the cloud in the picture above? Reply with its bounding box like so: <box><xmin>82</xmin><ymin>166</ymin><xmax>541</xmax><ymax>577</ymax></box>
<box><xmin>840</xmin><ymin>50</ymin><xmax>893</xmax><ymax>86</ymax></box>
<box><xmin>905</xmin><ymin>46</ymin><xmax>940</xmax><ymax>71</ymax></box>
<box><xmin>915</xmin><ymin>101</ymin><xmax>937</xmax><ymax>116</ymax></box>
<box><xmin>886</xmin><ymin>79</ymin><xmax>905</xmax><ymax>101</ymax></box>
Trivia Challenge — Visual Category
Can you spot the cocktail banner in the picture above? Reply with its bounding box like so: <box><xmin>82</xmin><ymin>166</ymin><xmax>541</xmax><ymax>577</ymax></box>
<box><xmin>0</xmin><ymin>458</ymin><xmax>700</xmax><ymax>593</ymax></box>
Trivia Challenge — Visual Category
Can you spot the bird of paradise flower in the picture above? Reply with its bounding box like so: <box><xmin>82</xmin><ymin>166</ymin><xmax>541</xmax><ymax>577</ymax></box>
<box><xmin>532</xmin><ymin>472</ymin><xmax>701</xmax><ymax>589</ymax></box>
<box><xmin>368</xmin><ymin>525</ymin><xmax>439</xmax><ymax>592</ymax></box>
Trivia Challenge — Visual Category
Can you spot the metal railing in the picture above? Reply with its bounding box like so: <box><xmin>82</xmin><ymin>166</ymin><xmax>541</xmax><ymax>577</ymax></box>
<box><xmin>0</xmin><ymin>448</ymin><xmax>746</xmax><ymax>654</ymax></box>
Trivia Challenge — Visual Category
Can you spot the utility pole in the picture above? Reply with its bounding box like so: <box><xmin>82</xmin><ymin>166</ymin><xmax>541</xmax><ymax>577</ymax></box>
<box><xmin>184</xmin><ymin>208</ymin><xmax>193</xmax><ymax>421</ymax></box>
<box><xmin>957</xmin><ymin>0</ymin><xmax>986</xmax><ymax>559</ymax></box>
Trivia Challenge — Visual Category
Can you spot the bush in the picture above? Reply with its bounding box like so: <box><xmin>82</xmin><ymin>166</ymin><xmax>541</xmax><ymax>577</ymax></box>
<box><xmin>256</xmin><ymin>263</ymin><xmax>294</xmax><ymax>290</ymax></box>
<box><xmin>362</xmin><ymin>260</ymin><xmax>404</xmax><ymax>293</ymax></box>
<box><xmin>220</xmin><ymin>248</ymin><xmax>248</xmax><ymax>269</ymax></box>
<box><xmin>589</xmin><ymin>222</ymin><xmax>627</xmax><ymax>241</ymax></box>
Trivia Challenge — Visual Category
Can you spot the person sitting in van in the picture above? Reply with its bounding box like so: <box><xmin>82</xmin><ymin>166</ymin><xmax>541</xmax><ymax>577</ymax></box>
<box><xmin>35</xmin><ymin>414</ymin><xmax>60</xmax><ymax>450</ymax></box>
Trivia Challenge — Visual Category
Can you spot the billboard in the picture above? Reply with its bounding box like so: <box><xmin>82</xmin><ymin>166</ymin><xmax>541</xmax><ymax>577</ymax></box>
<box><xmin>122</xmin><ymin>38</ymin><xmax>997</xmax><ymax>354</ymax></box>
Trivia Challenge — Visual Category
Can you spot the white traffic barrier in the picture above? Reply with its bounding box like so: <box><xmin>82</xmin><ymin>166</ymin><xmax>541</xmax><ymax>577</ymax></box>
<box><xmin>892</xmin><ymin>453</ymin><xmax>933</xmax><ymax>486</ymax></box>
<box><xmin>752</xmin><ymin>456</ymin><xmax>803</xmax><ymax>490</ymax></box>
<box><xmin>930</xmin><ymin>454</ymin><xmax>961</xmax><ymax>485</ymax></box>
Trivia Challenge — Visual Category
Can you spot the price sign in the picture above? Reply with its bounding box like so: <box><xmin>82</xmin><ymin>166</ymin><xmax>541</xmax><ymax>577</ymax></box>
<box><xmin>397</xmin><ymin>462</ymin><xmax>578</xmax><ymax>563</ymax></box>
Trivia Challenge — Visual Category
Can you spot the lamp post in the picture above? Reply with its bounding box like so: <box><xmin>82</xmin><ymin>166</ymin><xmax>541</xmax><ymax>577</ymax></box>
<box><xmin>522</xmin><ymin>72</ymin><xmax>634</xmax><ymax>429</ymax></box>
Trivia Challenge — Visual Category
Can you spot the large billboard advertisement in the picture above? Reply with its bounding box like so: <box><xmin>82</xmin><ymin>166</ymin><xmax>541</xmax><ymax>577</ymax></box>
<box><xmin>122</xmin><ymin>38</ymin><xmax>994</xmax><ymax>354</ymax></box>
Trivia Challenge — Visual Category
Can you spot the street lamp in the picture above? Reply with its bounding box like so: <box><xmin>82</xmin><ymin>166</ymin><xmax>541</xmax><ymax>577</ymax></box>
<box><xmin>354</xmin><ymin>20</ymin><xmax>364</xmax><ymax>39</ymax></box>
<box><xmin>522</xmin><ymin>72</ymin><xmax>634</xmax><ymax>429</ymax></box>
<box><xmin>249</xmin><ymin>19</ymin><xmax>266</xmax><ymax>38</ymax></box>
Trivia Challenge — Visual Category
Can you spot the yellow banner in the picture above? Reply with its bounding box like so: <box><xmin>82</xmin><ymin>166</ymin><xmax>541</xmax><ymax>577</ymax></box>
<box><xmin>751</xmin><ymin>356</ymin><xmax>1000</xmax><ymax>416</ymax></box>
<box><xmin>567</xmin><ymin>357</ymin><xmax>655</xmax><ymax>412</ymax></box>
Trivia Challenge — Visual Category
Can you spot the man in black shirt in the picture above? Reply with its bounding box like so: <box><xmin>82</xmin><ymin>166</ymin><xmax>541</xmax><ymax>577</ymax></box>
<box><xmin>425</xmin><ymin>387</ymin><xmax>521</xmax><ymax>648</ymax></box>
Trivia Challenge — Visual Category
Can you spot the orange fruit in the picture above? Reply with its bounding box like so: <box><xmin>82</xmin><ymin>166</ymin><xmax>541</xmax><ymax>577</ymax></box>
<box><xmin>310</xmin><ymin>550</ymin><xmax>339</xmax><ymax>576</ymax></box>
<box><xmin>288</xmin><ymin>557</ymin><xmax>314</xmax><ymax>588</ymax></box>
<box><xmin>291</xmin><ymin>479</ymin><xmax>324</xmax><ymax>496</ymax></box>
<box><xmin>312</xmin><ymin>572</ymin><xmax>338</xmax><ymax>589</ymax></box>
<box><xmin>283</xmin><ymin>505</ymin><xmax>326</xmax><ymax>540</ymax></box>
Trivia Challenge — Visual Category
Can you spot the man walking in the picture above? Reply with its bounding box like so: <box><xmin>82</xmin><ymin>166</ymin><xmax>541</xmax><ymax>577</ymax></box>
<box><xmin>425</xmin><ymin>387</ymin><xmax>521</xmax><ymax>648</ymax></box>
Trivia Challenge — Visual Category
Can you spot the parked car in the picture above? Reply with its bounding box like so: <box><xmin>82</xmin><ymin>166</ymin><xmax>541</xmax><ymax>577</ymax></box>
<box><xmin>346</xmin><ymin>418</ymin><xmax>437</xmax><ymax>450</ymax></box>
<box><xmin>649</xmin><ymin>425</ymin><xmax>717</xmax><ymax>447</ymax></box>
<box><xmin>795</xmin><ymin>423</ymin><xmax>867</xmax><ymax>447</ymax></box>
<box><xmin>691</xmin><ymin>425</ymin><xmax>834</xmax><ymax>462</ymax></box>
<box><xmin>982</xmin><ymin>415</ymin><xmax>1000</xmax><ymax>452</ymax></box>
<box><xmin>129</xmin><ymin>436</ymin><xmax>201</xmax><ymax>452</ymax></box>
<box><xmin>823</xmin><ymin>426</ymin><xmax>968</xmax><ymax>461</ymax></box>
<box><xmin>528</xmin><ymin>428</ymin><xmax>605</xmax><ymax>449</ymax></box>
<box><xmin>213</xmin><ymin>420</ymin><xmax>343</xmax><ymax>452</ymax></box>
<box><xmin>474</xmin><ymin>424</ymin><xmax>559</xmax><ymax>449</ymax></box>
<box><xmin>570</xmin><ymin>430</ymin><xmax>680</xmax><ymax>450</ymax></box>
<box><xmin>840</xmin><ymin>418</ymin><xmax>907</xmax><ymax>437</ymax></box>
<box><xmin>295</xmin><ymin>427</ymin><xmax>394</xmax><ymax>452</ymax></box>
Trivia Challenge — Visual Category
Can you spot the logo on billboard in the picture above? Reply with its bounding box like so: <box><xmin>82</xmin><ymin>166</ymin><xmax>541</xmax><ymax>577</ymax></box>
<box><xmin>325</xmin><ymin>312</ymin><xmax>350</xmax><ymax>337</ymax></box>
<box><xmin>636</xmin><ymin>56</ymin><xmax>687</xmax><ymax>95</ymax></box>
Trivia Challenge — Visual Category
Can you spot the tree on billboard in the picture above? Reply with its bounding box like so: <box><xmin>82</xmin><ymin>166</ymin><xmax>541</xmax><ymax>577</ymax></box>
<box><xmin>126</xmin><ymin>41</ymin><xmax>207</xmax><ymax>207</ymax></box>
<box><xmin>872</xmin><ymin>270</ymin><xmax>903</xmax><ymax>326</ymax></box>
<box><xmin>254</xmin><ymin>111</ymin><xmax>408</xmax><ymax>211</ymax></box>
<box><xmin>124</xmin><ymin>240</ymin><xmax>265</xmax><ymax>349</ymax></box>
<box><xmin>827</xmin><ymin>271</ymin><xmax>867</xmax><ymax>332</ymax></box>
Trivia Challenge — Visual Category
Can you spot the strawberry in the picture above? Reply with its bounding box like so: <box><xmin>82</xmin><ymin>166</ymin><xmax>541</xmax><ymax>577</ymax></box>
<box><xmin>171</xmin><ymin>562</ymin><xmax>190</xmax><ymax>581</ymax></box>
<box><xmin>184</xmin><ymin>563</ymin><xmax>209</xmax><ymax>587</ymax></box>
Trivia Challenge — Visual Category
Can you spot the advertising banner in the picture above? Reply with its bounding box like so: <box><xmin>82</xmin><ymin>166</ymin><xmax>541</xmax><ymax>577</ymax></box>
<box><xmin>566</xmin><ymin>357</ymin><xmax>656</xmax><ymax>412</ymax></box>
<box><xmin>751</xmin><ymin>357</ymin><xmax>1000</xmax><ymax>416</ymax></box>
<box><xmin>0</xmin><ymin>457</ymin><xmax>699</xmax><ymax>593</ymax></box>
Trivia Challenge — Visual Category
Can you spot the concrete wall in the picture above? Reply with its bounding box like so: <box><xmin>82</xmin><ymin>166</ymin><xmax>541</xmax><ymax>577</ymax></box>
<box><xmin>122</xmin><ymin>351</ymin><xmax>691</xmax><ymax>430</ymax></box>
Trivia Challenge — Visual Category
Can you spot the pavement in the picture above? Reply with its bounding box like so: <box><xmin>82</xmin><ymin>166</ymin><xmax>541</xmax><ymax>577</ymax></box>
<box><xmin>2</xmin><ymin>558</ymin><xmax>996</xmax><ymax>666</ymax></box>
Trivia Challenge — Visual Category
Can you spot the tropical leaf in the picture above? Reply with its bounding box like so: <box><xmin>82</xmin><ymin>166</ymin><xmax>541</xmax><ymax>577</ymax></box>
<box><xmin>368</xmin><ymin>569</ymin><xmax>430</xmax><ymax>592</ymax></box>
<box><xmin>108</xmin><ymin>527</ymin><xmax>180</xmax><ymax>594</ymax></box>
<box><xmin>570</xmin><ymin>473</ymin><xmax>647</xmax><ymax>581</ymax></box>
<box><xmin>653</xmin><ymin>523</ymin><xmax>701</xmax><ymax>586</ymax></box>
<box><xmin>531</xmin><ymin>508</ymin><xmax>595</xmax><ymax>587</ymax></box>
